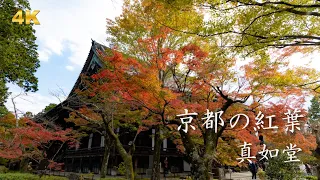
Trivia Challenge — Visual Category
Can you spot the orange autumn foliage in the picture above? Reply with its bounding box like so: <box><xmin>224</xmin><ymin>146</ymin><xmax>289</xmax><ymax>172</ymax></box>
<box><xmin>80</xmin><ymin>28</ymin><xmax>318</xmax><ymax>167</ymax></box>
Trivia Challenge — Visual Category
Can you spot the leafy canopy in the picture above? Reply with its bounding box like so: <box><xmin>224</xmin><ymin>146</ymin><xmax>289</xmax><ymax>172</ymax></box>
<box><xmin>151</xmin><ymin>0</ymin><xmax>320</xmax><ymax>56</ymax></box>
<box><xmin>0</xmin><ymin>0</ymin><xmax>40</xmax><ymax>104</ymax></box>
<box><xmin>104</xmin><ymin>1</ymin><xmax>320</xmax><ymax>168</ymax></box>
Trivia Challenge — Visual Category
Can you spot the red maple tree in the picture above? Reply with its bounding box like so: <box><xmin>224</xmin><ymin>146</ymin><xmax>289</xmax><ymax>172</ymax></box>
<box><xmin>0</xmin><ymin>113</ymin><xmax>77</xmax><ymax>170</ymax></box>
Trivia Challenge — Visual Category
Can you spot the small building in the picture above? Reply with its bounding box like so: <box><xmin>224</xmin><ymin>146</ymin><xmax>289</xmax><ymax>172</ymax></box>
<box><xmin>35</xmin><ymin>40</ymin><xmax>191</xmax><ymax>175</ymax></box>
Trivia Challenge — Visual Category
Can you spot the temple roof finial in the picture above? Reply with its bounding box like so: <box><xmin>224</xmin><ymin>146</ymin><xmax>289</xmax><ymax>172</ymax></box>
<box><xmin>91</xmin><ymin>38</ymin><xmax>95</xmax><ymax>46</ymax></box>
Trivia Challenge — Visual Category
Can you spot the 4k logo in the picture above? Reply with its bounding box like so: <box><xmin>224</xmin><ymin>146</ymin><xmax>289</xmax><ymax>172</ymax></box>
<box><xmin>12</xmin><ymin>10</ymin><xmax>40</xmax><ymax>25</ymax></box>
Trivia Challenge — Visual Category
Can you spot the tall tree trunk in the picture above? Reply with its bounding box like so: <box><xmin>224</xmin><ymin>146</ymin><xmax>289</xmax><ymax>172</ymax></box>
<box><xmin>20</xmin><ymin>158</ymin><xmax>28</xmax><ymax>172</ymax></box>
<box><xmin>100</xmin><ymin>134</ymin><xmax>111</xmax><ymax>178</ymax></box>
<box><xmin>203</xmin><ymin>131</ymin><xmax>219</xmax><ymax>180</ymax></box>
<box><xmin>151</xmin><ymin>125</ymin><xmax>161</xmax><ymax>180</ymax></box>
<box><xmin>179</xmin><ymin>129</ymin><xmax>220</xmax><ymax>180</ymax></box>
<box><xmin>190</xmin><ymin>156</ymin><xmax>210</xmax><ymax>180</ymax></box>
<box><xmin>186</xmin><ymin>141</ymin><xmax>212</xmax><ymax>180</ymax></box>
<box><xmin>123</xmin><ymin>155</ymin><xmax>134</xmax><ymax>180</ymax></box>
<box><xmin>106</xmin><ymin>121</ymin><xmax>134</xmax><ymax>180</ymax></box>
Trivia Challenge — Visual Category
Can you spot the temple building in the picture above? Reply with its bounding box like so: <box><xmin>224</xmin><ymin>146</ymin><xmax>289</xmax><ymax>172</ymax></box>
<box><xmin>36</xmin><ymin>40</ymin><xmax>191</xmax><ymax>175</ymax></box>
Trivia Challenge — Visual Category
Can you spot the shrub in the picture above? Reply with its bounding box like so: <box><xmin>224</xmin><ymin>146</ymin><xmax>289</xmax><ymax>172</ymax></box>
<box><xmin>68</xmin><ymin>173</ymin><xmax>80</xmax><ymax>180</ymax></box>
<box><xmin>0</xmin><ymin>166</ymin><xmax>8</xmax><ymax>173</ymax></box>
<box><xmin>0</xmin><ymin>158</ymin><xmax>8</xmax><ymax>166</ymax></box>
<box><xmin>265</xmin><ymin>153</ymin><xmax>302</xmax><ymax>180</ymax></box>
<box><xmin>40</xmin><ymin>175</ymin><xmax>68</xmax><ymax>180</ymax></box>
<box><xmin>114</xmin><ymin>162</ymin><xmax>126</xmax><ymax>175</ymax></box>
<box><xmin>234</xmin><ymin>166</ymin><xmax>241</xmax><ymax>172</ymax></box>
<box><xmin>305</xmin><ymin>175</ymin><xmax>317</xmax><ymax>180</ymax></box>
<box><xmin>78</xmin><ymin>173</ymin><xmax>96</xmax><ymax>180</ymax></box>
<box><xmin>257</xmin><ymin>169</ymin><xmax>266</xmax><ymax>180</ymax></box>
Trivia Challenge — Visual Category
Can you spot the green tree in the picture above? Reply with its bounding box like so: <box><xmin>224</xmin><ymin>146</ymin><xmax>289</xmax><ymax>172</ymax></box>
<box><xmin>24</xmin><ymin>111</ymin><xmax>33</xmax><ymax>118</ymax></box>
<box><xmin>0</xmin><ymin>106</ymin><xmax>9</xmax><ymax>118</ymax></box>
<box><xmin>154</xmin><ymin>0</ymin><xmax>320</xmax><ymax>51</ymax></box>
<box><xmin>43</xmin><ymin>103</ymin><xmax>57</xmax><ymax>113</ymax></box>
<box><xmin>0</xmin><ymin>0</ymin><xmax>40</xmax><ymax>104</ymax></box>
<box><xmin>309</xmin><ymin>96</ymin><xmax>320</xmax><ymax>123</ymax></box>
<box><xmin>33</xmin><ymin>103</ymin><xmax>57</xmax><ymax>121</ymax></box>
<box><xmin>309</xmin><ymin>96</ymin><xmax>320</xmax><ymax>178</ymax></box>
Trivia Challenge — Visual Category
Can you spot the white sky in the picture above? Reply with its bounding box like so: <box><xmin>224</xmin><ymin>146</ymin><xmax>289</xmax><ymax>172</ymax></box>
<box><xmin>4</xmin><ymin>0</ymin><xmax>320</xmax><ymax>116</ymax></box>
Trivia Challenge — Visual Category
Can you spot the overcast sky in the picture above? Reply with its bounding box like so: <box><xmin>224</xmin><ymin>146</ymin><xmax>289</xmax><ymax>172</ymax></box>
<box><xmin>4</xmin><ymin>0</ymin><xmax>320</xmax><ymax>116</ymax></box>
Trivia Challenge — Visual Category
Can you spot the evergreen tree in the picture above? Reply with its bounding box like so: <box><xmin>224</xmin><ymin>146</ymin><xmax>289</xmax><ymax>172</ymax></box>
<box><xmin>308</xmin><ymin>96</ymin><xmax>320</xmax><ymax>123</ymax></box>
<box><xmin>265</xmin><ymin>153</ymin><xmax>302</xmax><ymax>180</ymax></box>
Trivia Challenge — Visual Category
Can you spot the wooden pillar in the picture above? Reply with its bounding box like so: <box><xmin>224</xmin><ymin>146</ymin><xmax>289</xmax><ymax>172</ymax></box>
<box><xmin>79</xmin><ymin>157</ymin><xmax>82</xmax><ymax>173</ymax></box>
<box><xmin>101</xmin><ymin>133</ymin><xmax>105</xmax><ymax>147</ymax></box>
<box><xmin>71</xmin><ymin>158</ymin><xmax>74</xmax><ymax>172</ymax></box>
<box><xmin>76</xmin><ymin>141</ymin><xmax>79</xmax><ymax>151</ymax></box>
<box><xmin>88</xmin><ymin>133</ymin><xmax>93</xmax><ymax>149</ymax></box>
<box><xmin>100</xmin><ymin>157</ymin><xmax>103</xmax><ymax>175</ymax></box>
<box><xmin>134</xmin><ymin>157</ymin><xmax>138</xmax><ymax>172</ymax></box>
<box><xmin>152</xmin><ymin>129</ymin><xmax>155</xmax><ymax>150</ymax></box>
<box><xmin>64</xmin><ymin>158</ymin><xmax>68</xmax><ymax>172</ymax></box>
<box><xmin>163</xmin><ymin>139</ymin><xmax>167</xmax><ymax>151</ymax></box>
<box><xmin>161</xmin><ymin>130</ymin><xmax>167</xmax><ymax>151</ymax></box>
<box><xmin>89</xmin><ymin>157</ymin><xmax>92</xmax><ymax>173</ymax></box>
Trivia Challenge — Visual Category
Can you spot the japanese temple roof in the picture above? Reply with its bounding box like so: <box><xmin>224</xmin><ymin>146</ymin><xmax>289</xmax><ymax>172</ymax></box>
<box><xmin>68</xmin><ymin>40</ymin><xmax>108</xmax><ymax>97</ymax></box>
<box><xmin>33</xmin><ymin>40</ymin><xmax>109</xmax><ymax>122</ymax></box>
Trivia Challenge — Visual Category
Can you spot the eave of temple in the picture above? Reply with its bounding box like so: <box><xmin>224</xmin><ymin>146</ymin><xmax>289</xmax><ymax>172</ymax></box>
<box><xmin>33</xmin><ymin>40</ymin><xmax>109</xmax><ymax>123</ymax></box>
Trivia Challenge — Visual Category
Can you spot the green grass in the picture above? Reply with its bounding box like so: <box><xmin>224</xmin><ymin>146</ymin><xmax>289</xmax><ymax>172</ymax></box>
<box><xmin>99</xmin><ymin>178</ymin><xmax>151</xmax><ymax>180</ymax></box>
<box><xmin>0</xmin><ymin>173</ymin><xmax>67</xmax><ymax>180</ymax></box>
<box><xmin>98</xmin><ymin>178</ymin><xmax>126</xmax><ymax>180</ymax></box>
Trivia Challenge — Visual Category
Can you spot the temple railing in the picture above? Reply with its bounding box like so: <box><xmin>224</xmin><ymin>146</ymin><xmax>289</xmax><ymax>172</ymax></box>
<box><xmin>65</xmin><ymin>145</ymin><xmax>182</xmax><ymax>158</ymax></box>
